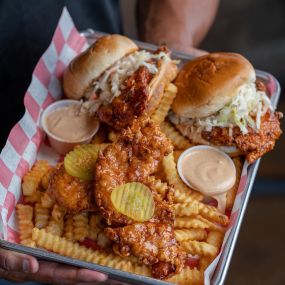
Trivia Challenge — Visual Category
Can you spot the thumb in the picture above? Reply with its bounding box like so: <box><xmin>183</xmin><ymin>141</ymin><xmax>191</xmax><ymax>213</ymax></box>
<box><xmin>0</xmin><ymin>247</ymin><xmax>39</xmax><ymax>273</ymax></box>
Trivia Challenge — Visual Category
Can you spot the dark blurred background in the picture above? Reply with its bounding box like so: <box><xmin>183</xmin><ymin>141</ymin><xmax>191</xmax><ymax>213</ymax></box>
<box><xmin>200</xmin><ymin>1</ymin><xmax>285</xmax><ymax>284</ymax></box>
<box><xmin>0</xmin><ymin>0</ymin><xmax>284</xmax><ymax>284</ymax></box>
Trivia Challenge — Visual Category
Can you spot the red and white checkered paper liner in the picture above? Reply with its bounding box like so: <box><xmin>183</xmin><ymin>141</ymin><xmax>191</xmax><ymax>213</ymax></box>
<box><xmin>0</xmin><ymin>7</ymin><xmax>255</xmax><ymax>285</ymax></box>
<box><xmin>0</xmin><ymin>7</ymin><xmax>88</xmax><ymax>241</ymax></box>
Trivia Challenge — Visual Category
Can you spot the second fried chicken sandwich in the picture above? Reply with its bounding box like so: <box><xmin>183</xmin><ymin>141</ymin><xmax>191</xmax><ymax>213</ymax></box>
<box><xmin>169</xmin><ymin>52</ymin><xmax>282</xmax><ymax>163</ymax></box>
<box><xmin>64</xmin><ymin>34</ymin><xmax>178</xmax><ymax>130</ymax></box>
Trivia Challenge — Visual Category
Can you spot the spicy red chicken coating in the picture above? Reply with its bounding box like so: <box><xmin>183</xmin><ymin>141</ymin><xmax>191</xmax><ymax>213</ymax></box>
<box><xmin>202</xmin><ymin>111</ymin><xmax>282</xmax><ymax>163</ymax></box>
<box><xmin>48</xmin><ymin>164</ymin><xmax>92</xmax><ymax>213</ymax></box>
<box><xmin>94</xmin><ymin>116</ymin><xmax>173</xmax><ymax>226</ymax></box>
<box><xmin>105</xmin><ymin>222</ymin><xmax>185</xmax><ymax>279</ymax></box>
<box><xmin>97</xmin><ymin>66</ymin><xmax>153</xmax><ymax>130</ymax></box>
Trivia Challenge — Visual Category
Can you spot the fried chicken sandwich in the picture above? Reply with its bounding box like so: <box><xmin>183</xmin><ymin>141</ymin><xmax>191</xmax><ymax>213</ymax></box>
<box><xmin>169</xmin><ymin>52</ymin><xmax>282</xmax><ymax>163</ymax></box>
<box><xmin>63</xmin><ymin>34</ymin><xmax>178</xmax><ymax>130</ymax></box>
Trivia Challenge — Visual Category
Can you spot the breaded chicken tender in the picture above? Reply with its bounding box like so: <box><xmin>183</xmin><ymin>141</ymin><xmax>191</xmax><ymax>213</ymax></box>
<box><xmin>105</xmin><ymin>222</ymin><xmax>185</xmax><ymax>279</ymax></box>
<box><xmin>97</xmin><ymin>66</ymin><xmax>152</xmax><ymax>130</ymax></box>
<box><xmin>202</xmin><ymin>111</ymin><xmax>282</xmax><ymax>163</ymax></box>
<box><xmin>48</xmin><ymin>164</ymin><xmax>93</xmax><ymax>213</ymax></box>
<box><xmin>94</xmin><ymin>116</ymin><xmax>173</xmax><ymax>226</ymax></box>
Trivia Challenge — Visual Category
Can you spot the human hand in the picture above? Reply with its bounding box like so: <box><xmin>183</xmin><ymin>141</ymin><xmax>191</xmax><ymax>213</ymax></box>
<box><xmin>137</xmin><ymin>0</ymin><xmax>219</xmax><ymax>57</ymax></box>
<box><xmin>167</xmin><ymin>43</ymin><xmax>208</xmax><ymax>57</ymax></box>
<box><xmin>0</xmin><ymin>247</ymin><xmax>107</xmax><ymax>284</ymax></box>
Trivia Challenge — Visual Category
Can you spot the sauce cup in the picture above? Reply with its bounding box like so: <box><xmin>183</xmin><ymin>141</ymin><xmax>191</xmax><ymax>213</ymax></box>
<box><xmin>177</xmin><ymin>145</ymin><xmax>236</xmax><ymax>190</ymax></box>
<box><xmin>40</xmin><ymin>99</ymin><xmax>99</xmax><ymax>155</ymax></box>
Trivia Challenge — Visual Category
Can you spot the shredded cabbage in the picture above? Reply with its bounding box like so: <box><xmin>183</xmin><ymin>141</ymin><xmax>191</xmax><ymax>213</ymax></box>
<box><xmin>90</xmin><ymin>50</ymin><xmax>171</xmax><ymax>103</ymax></box>
<box><xmin>170</xmin><ymin>83</ymin><xmax>272</xmax><ymax>135</ymax></box>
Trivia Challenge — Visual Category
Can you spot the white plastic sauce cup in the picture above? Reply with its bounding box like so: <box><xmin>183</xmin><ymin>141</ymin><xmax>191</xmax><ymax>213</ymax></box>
<box><xmin>177</xmin><ymin>145</ymin><xmax>236</xmax><ymax>190</ymax></box>
<box><xmin>40</xmin><ymin>99</ymin><xmax>99</xmax><ymax>155</ymax></box>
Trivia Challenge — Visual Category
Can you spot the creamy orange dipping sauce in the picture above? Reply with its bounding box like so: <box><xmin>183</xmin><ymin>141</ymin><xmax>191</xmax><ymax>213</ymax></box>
<box><xmin>180</xmin><ymin>148</ymin><xmax>236</xmax><ymax>212</ymax></box>
<box><xmin>45</xmin><ymin>104</ymin><xmax>98</xmax><ymax>142</ymax></box>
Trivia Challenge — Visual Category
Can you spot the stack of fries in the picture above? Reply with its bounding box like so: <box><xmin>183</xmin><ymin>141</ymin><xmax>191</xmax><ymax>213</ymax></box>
<box><xmin>16</xmin><ymin>83</ymin><xmax>242</xmax><ymax>284</ymax></box>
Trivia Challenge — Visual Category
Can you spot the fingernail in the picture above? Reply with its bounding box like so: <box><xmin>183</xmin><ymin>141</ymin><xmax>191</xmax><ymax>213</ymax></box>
<box><xmin>97</xmin><ymin>273</ymin><xmax>108</xmax><ymax>282</ymax></box>
<box><xmin>22</xmin><ymin>260</ymin><xmax>30</xmax><ymax>273</ymax></box>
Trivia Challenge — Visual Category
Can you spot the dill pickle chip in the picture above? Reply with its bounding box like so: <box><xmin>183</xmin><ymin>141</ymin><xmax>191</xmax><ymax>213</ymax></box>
<box><xmin>64</xmin><ymin>144</ymin><xmax>105</xmax><ymax>180</ymax></box>
<box><xmin>111</xmin><ymin>182</ymin><xmax>155</xmax><ymax>222</ymax></box>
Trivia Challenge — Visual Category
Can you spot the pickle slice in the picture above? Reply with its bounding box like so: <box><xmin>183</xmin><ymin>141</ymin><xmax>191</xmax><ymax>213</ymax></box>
<box><xmin>64</xmin><ymin>144</ymin><xmax>103</xmax><ymax>180</ymax></box>
<box><xmin>111</xmin><ymin>182</ymin><xmax>155</xmax><ymax>222</ymax></box>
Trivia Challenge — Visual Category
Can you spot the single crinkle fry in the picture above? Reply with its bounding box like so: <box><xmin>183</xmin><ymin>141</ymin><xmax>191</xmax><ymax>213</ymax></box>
<box><xmin>88</xmin><ymin>214</ymin><xmax>102</xmax><ymax>240</ymax></box>
<box><xmin>174</xmin><ymin>202</ymin><xmax>199</xmax><ymax>216</ymax></box>
<box><xmin>16</xmin><ymin>204</ymin><xmax>35</xmax><ymax>247</ymax></box>
<box><xmin>166</xmin><ymin>267</ymin><xmax>203</xmax><ymax>285</ymax></box>
<box><xmin>163</xmin><ymin>152</ymin><xmax>191</xmax><ymax>195</ymax></box>
<box><xmin>226</xmin><ymin>157</ymin><xmax>243</xmax><ymax>210</ymax></box>
<box><xmin>174</xmin><ymin>216</ymin><xmax>225</xmax><ymax>233</ymax></box>
<box><xmin>63</xmin><ymin>215</ymin><xmax>74</xmax><ymax>241</ymax></box>
<box><xmin>22</xmin><ymin>160</ymin><xmax>50</xmax><ymax>196</ymax></box>
<box><xmin>198</xmin><ymin>203</ymin><xmax>229</xmax><ymax>226</ymax></box>
<box><xmin>51</xmin><ymin>204</ymin><xmax>65</xmax><ymax>223</ymax></box>
<box><xmin>151</xmin><ymin>83</ymin><xmax>177</xmax><ymax>124</ymax></box>
<box><xmin>160</xmin><ymin>121</ymin><xmax>193</xmax><ymax>150</ymax></box>
<box><xmin>206</xmin><ymin>231</ymin><xmax>224</xmax><ymax>248</ymax></box>
<box><xmin>41</xmin><ymin>192</ymin><xmax>54</xmax><ymax>209</ymax></box>
<box><xmin>174</xmin><ymin>190</ymin><xmax>202</xmax><ymax>204</ymax></box>
<box><xmin>41</xmin><ymin>166</ymin><xmax>55</xmax><ymax>190</ymax></box>
<box><xmin>34</xmin><ymin>203</ymin><xmax>50</xmax><ymax>229</ymax></box>
<box><xmin>24</xmin><ymin>190</ymin><xmax>42</xmax><ymax>204</ymax></box>
<box><xmin>46</xmin><ymin>219</ymin><xmax>64</xmax><ymax>237</ymax></box>
<box><xmin>46</xmin><ymin>204</ymin><xmax>65</xmax><ymax>236</ymax></box>
<box><xmin>89</xmin><ymin>216</ymin><xmax>112</xmax><ymax>249</ymax></box>
<box><xmin>180</xmin><ymin>240</ymin><xmax>219</xmax><ymax>257</ymax></box>
<box><xmin>73</xmin><ymin>212</ymin><xmax>89</xmax><ymax>241</ymax></box>
<box><xmin>196</xmin><ymin>216</ymin><xmax>226</xmax><ymax>233</ymax></box>
<box><xmin>174</xmin><ymin>229</ymin><xmax>207</xmax><ymax>242</ymax></box>
<box><xmin>162</xmin><ymin>152</ymin><xmax>203</xmax><ymax>202</ymax></box>
<box><xmin>174</xmin><ymin>217</ymin><xmax>210</xmax><ymax>229</ymax></box>
<box><xmin>174</xmin><ymin>201</ymin><xmax>229</xmax><ymax>226</ymax></box>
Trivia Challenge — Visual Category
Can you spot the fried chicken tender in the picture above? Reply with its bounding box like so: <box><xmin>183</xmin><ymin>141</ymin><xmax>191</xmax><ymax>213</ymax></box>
<box><xmin>235</xmin><ymin>111</ymin><xmax>282</xmax><ymax>163</ymax></box>
<box><xmin>143</xmin><ymin>178</ymin><xmax>175</xmax><ymax>224</ymax></box>
<box><xmin>48</xmin><ymin>164</ymin><xmax>93</xmax><ymax>213</ymax></box>
<box><xmin>97</xmin><ymin>66</ymin><xmax>153</xmax><ymax>130</ymax></box>
<box><xmin>94</xmin><ymin>116</ymin><xmax>173</xmax><ymax>225</ymax></box>
<box><xmin>105</xmin><ymin>222</ymin><xmax>185</xmax><ymax>279</ymax></box>
<box><xmin>202</xmin><ymin>111</ymin><xmax>282</xmax><ymax>163</ymax></box>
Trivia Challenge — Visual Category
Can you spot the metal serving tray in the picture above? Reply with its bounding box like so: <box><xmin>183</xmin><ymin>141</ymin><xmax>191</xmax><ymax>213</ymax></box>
<box><xmin>0</xmin><ymin>30</ymin><xmax>281</xmax><ymax>285</ymax></box>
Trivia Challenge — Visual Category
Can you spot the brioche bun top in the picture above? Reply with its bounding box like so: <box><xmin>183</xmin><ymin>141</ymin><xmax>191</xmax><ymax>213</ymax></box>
<box><xmin>172</xmin><ymin>52</ymin><xmax>256</xmax><ymax>118</ymax></box>
<box><xmin>63</xmin><ymin>34</ymin><xmax>138</xmax><ymax>99</ymax></box>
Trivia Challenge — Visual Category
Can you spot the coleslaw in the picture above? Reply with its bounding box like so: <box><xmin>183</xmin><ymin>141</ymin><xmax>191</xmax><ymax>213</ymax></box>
<box><xmin>170</xmin><ymin>82</ymin><xmax>272</xmax><ymax>135</ymax></box>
